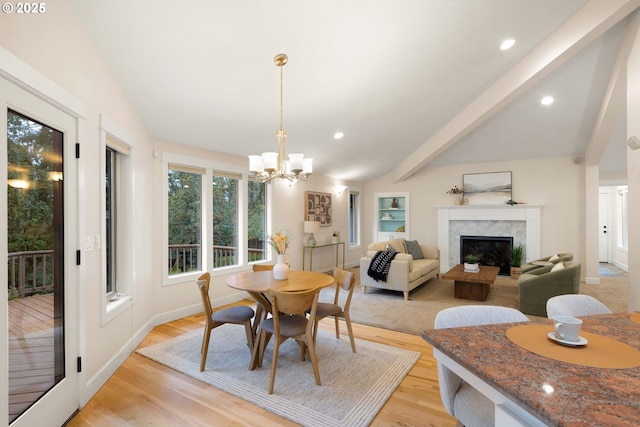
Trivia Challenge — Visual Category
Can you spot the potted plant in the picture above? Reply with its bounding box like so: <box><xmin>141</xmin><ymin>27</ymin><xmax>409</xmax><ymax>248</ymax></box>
<box><xmin>463</xmin><ymin>254</ymin><xmax>480</xmax><ymax>273</ymax></box>
<box><xmin>510</xmin><ymin>244</ymin><xmax>525</xmax><ymax>279</ymax></box>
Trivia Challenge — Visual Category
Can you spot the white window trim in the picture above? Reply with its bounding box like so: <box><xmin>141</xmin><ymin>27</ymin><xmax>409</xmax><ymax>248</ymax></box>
<box><xmin>100</xmin><ymin>114</ymin><xmax>133</xmax><ymax>325</ymax></box>
<box><xmin>161</xmin><ymin>152</ymin><xmax>256</xmax><ymax>286</ymax></box>
<box><xmin>348</xmin><ymin>187</ymin><xmax>362</xmax><ymax>250</ymax></box>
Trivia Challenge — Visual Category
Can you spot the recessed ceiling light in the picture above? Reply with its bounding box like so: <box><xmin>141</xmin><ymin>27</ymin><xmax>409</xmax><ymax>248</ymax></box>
<box><xmin>540</xmin><ymin>96</ymin><xmax>554</xmax><ymax>106</ymax></box>
<box><xmin>333</xmin><ymin>132</ymin><xmax>344</xmax><ymax>140</ymax></box>
<box><xmin>500</xmin><ymin>39</ymin><xmax>515</xmax><ymax>50</ymax></box>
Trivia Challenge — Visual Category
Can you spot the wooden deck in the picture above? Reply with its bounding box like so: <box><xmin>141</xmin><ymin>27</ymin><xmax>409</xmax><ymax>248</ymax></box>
<box><xmin>8</xmin><ymin>294</ymin><xmax>55</xmax><ymax>423</ymax></box>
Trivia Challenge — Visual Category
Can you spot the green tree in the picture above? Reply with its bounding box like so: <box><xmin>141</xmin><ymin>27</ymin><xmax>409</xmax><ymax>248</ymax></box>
<box><xmin>7</xmin><ymin>111</ymin><xmax>56</xmax><ymax>253</ymax></box>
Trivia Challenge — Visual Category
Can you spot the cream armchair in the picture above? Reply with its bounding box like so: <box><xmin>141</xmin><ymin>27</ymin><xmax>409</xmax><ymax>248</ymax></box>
<box><xmin>359</xmin><ymin>239</ymin><xmax>440</xmax><ymax>301</ymax></box>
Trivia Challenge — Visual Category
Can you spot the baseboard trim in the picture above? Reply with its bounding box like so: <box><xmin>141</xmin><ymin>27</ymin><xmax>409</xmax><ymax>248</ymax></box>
<box><xmin>585</xmin><ymin>276</ymin><xmax>601</xmax><ymax>285</ymax></box>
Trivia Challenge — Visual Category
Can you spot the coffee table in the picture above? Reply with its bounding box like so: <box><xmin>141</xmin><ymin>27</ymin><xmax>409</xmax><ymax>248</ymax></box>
<box><xmin>442</xmin><ymin>264</ymin><xmax>500</xmax><ymax>301</ymax></box>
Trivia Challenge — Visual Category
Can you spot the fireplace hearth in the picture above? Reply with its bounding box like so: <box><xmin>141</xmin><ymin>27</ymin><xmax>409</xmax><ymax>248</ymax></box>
<box><xmin>460</xmin><ymin>235</ymin><xmax>513</xmax><ymax>275</ymax></box>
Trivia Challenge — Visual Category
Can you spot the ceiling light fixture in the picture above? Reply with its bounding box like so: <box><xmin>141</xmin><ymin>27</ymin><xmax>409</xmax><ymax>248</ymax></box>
<box><xmin>333</xmin><ymin>132</ymin><xmax>344</xmax><ymax>140</ymax></box>
<box><xmin>540</xmin><ymin>96</ymin><xmax>554</xmax><ymax>105</ymax></box>
<box><xmin>500</xmin><ymin>39</ymin><xmax>515</xmax><ymax>50</ymax></box>
<box><xmin>248</xmin><ymin>54</ymin><xmax>312</xmax><ymax>183</ymax></box>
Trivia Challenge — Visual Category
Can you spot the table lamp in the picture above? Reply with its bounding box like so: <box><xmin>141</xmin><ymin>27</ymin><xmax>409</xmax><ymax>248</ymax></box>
<box><xmin>304</xmin><ymin>221</ymin><xmax>320</xmax><ymax>247</ymax></box>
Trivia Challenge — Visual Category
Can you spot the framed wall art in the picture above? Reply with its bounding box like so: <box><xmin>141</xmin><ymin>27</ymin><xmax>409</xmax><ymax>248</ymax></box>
<box><xmin>463</xmin><ymin>171</ymin><xmax>512</xmax><ymax>205</ymax></box>
<box><xmin>304</xmin><ymin>191</ymin><xmax>332</xmax><ymax>226</ymax></box>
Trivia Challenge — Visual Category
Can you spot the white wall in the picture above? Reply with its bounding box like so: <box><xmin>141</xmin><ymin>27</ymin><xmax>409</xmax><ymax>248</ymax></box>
<box><xmin>627</xmin><ymin>21</ymin><xmax>640</xmax><ymax>311</ymax></box>
<box><xmin>0</xmin><ymin>0</ymin><xmax>155</xmax><ymax>400</ymax></box>
<box><xmin>362</xmin><ymin>157</ymin><xmax>586</xmax><ymax>275</ymax></box>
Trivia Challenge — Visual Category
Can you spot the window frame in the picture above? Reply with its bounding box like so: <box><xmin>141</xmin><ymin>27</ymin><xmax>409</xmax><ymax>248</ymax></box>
<box><xmin>349</xmin><ymin>189</ymin><xmax>361</xmax><ymax>248</ymax></box>
<box><xmin>100</xmin><ymin>115</ymin><xmax>133</xmax><ymax>325</ymax></box>
<box><xmin>616</xmin><ymin>187</ymin><xmax>629</xmax><ymax>251</ymax></box>
<box><xmin>162</xmin><ymin>152</ymin><xmax>266</xmax><ymax>286</ymax></box>
<box><xmin>247</xmin><ymin>178</ymin><xmax>269</xmax><ymax>265</ymax></box>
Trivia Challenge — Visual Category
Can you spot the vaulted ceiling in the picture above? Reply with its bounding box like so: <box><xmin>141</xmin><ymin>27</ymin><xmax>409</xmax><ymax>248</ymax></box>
<box><xmin>69</xmin><ymin>0</ymin><xmax>638</xmax><ymax>183</ymax></box>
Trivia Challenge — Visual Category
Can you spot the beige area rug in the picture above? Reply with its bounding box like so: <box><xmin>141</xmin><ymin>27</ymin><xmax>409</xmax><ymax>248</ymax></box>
<box><xmin>338</xmin><ymin>268</ymin><xmax>628</xmax><ymax>335</ymax></box>
<box><xmin>137</xmin><ymin>325</ymin><xmax>419</xmax><ymax>427</ymax></box>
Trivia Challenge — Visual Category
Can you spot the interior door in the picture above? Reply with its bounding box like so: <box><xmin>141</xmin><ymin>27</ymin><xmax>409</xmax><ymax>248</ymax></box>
<box><xmin>598</xmin><ymin>192</ymin><xmax>609</xmax><ymax>263</ymax></box>
<box><xmin>1</xmin><ymin>78</ymin><xmax>79</xmax><ymax>426</ymax></box>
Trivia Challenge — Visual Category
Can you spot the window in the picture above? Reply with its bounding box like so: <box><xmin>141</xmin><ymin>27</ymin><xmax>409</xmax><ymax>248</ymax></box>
<box><xmin>248</xmin><ymin>180</ymin><xmax>267</xmax><ymax>262</ymax></box>
<box><xmin>212</xmin><ymin>173</ymin><xmax>239</xmax><ymax>268</ymax></box>
<box><xmin>102</xmin><ymin>122</ymin><xmax>133</xmax><ymax>325</ymax></box>
<box><xmin>617</xmin><ymin>187</ymin><xmax>628</xmax><ymax>250</ymax></box>
<box><xmin>163</xmin><ymin>153</ymin><xmax>271</xmax><ymax>283</ymax></box>
<box><xmin>105</xmin><ymin>147</ymin><xmax>116</xmax><ymax>295</ymax></box>
<box><xmin>349</xmin><ymin>190</ymin><xmax>360</xmax><ymax>246</ymax></box>
<box><xmin>167</xmin><ymin>165</ymin><xmax>203</xmax><ymax>274</ymax></box>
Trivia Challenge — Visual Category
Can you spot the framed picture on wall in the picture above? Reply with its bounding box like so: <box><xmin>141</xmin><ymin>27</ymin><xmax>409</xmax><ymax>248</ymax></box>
<box><xmin>463</xmin><ymin>171</ymin><xmax>512</xmax><ymax>205</ymax></box>
<box><xmin>304</xmin><ymin>191</ymin><xmax>332</xmax><ymax>226</ymax></box>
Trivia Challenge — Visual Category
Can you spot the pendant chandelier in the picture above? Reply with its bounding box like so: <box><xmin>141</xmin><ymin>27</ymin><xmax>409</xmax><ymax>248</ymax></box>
<box><xmin>248</xmin><ymin>54</ymin><xmax>313</xmax><ymax>183</ymax></box>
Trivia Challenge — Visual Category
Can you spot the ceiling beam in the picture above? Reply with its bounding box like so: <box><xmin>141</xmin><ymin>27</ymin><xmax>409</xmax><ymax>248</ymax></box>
<box><xmin>392</xmin><ymin>0</ymin><xmax>640</xmax><ymax>183</ymax></box>
<box><xmin>584</xmin><ymin>10</ymin><xmax>640</xmax><ymax>166</ymax></box>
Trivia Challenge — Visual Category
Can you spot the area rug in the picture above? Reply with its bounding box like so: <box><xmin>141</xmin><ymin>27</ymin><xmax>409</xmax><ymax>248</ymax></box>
<box><xmin>333</xmin><ymin>268</ymin><xmax>628</xmax><ymax>335</ymax></box>
<box><xmin>137</xmin><ymin>325</ymin><xmax>420</xmax><ymax>427</ymax></box>
<box><xmin>328</xmin><ymin>275</ymin><xmax>520</xmax><ymax>335</ymax></box>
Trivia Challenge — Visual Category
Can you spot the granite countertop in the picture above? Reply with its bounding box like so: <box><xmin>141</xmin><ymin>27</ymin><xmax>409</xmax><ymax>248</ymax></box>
<box><xmin>422</xmin><ymin>313</ymin><xmax>640</xmax><ymax>426</ymax></box>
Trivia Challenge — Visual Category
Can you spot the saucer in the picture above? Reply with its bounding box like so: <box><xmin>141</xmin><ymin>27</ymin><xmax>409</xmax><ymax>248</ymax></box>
<box><xmin>547</xmin><ymin>332</ymin><xmax>588</xmax><ymax>347</ymax></box>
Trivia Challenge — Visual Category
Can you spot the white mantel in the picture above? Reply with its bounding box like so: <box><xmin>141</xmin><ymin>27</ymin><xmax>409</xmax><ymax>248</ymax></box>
<box><xmin>437</xmin><ymin>204</ymin><xmax>542</xmax><ymax>272</ymax></box>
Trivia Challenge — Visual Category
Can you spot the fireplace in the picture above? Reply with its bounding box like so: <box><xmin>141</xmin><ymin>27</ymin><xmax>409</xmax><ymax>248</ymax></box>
<box><xmin>437</xmin><ymin>205</ymin><xmax>542</xmax><ymax>273</ymax></box>
<box><xmin>460</xmin><ymin>235</ymin><xmax>513</xmax><ymax>275</ymax></box>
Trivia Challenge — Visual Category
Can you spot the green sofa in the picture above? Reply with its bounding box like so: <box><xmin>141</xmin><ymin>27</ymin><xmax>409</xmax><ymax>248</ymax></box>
<box><xmin>518</xmin><ymin>260</ymin><xmax>581</xmax><ymax>317</ymax></box>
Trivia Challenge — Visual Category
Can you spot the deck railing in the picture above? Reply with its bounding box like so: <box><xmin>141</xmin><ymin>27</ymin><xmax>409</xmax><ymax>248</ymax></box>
<box><xmin>7</xmin><ymin>250</ymin><xmax>54</xmax><ymax>299</ymax></box>
<box><xmin>7</xmin><ymin>245</ymin><xmax>268</xmax><ymax>297</ymax></box>
<box><xmin>168</xmin><ymin>244</ymin><xmax>266</xmax><ymax>273</ymax></box>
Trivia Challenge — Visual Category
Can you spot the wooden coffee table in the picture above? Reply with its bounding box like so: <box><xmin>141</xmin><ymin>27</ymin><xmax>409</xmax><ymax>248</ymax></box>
<box><xmin>442</xmin><ymin>264</ymin><xmax>500</xmax><ymax>301</ymax></box>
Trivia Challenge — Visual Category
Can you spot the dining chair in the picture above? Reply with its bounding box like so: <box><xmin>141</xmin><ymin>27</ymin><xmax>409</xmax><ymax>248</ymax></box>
<box><xmin>546</xmin><ymin>294</ymin><xmax>612</xmax><ymax>318</ymax></box>
<box><xmin>312</xmin><ymin>267</ymin><xmax>357</xmax><ymax>353</ymax></box>
<box><xmin>196</xmin><ymin>272</ymin><xmax>255</xmax><ymax>371</ymax></box>
<box><xmin>257</xmin><ymin>286</ymin><xmax>321</xmax><ymax>394</ymax></box>
<box><xmin>434</xmin><ymin>305</ymin><xmax>529</xmax><ymax>427</ymax></box>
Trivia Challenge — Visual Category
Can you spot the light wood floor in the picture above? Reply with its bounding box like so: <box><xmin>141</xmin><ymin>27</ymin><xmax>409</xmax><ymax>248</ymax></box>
<box><xmin>66</xmin><ymin>300</ymin><xmax>457</xmax><ymax>427</ymax></box>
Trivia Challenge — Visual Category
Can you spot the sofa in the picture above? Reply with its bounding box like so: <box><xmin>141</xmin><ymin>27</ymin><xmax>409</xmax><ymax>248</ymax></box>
<box><xmin>520</xmin><ymin>252</ymin><xmax>573</xmax><ymax>274</ymax></box>
<box><xmin>518</xmin><ymin>260</ymin><xmax>581</xmax><ymax>317</ymax></box>
<box><xmin>359</xmin><ymin>238</ymin><xmax>440</xmax><ymax>301</ymax></box>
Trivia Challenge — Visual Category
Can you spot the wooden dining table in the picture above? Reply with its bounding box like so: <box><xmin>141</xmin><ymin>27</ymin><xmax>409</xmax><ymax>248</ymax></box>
<box><xmin>226</xmin><ymin>269</ymin><xmax>335</xmax><ymax>369</ymax></box>
<box><xmin>422</xmin><ymin>312</ymin><xmax>640</xmax><ymax>426</ymax></box>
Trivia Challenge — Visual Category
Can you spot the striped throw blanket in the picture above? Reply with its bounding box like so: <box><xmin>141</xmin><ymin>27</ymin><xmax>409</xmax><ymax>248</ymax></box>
<box><xmin>367</xmin><ymin>250</ymin><xmax>398</xmax><ymax>282</ymax></box>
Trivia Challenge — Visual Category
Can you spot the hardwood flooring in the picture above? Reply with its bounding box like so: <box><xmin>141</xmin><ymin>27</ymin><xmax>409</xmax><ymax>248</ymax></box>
<box><xmin>66</xmin><ymin>300</ymin><xmax>457</xmax><ymax>427</ymax></box>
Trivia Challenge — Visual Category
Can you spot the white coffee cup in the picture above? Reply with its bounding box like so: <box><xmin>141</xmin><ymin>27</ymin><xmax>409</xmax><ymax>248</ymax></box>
<box><xmin>553</xmin><ymin>315</ymin><xmax>583</xmax><ymax>342</ymax></box>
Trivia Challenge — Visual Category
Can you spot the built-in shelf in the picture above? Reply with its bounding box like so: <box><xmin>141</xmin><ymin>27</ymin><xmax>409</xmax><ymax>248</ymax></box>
<box><xmin>375</xmin><ymin>192</ymin><xmax>410</xmax><ymax>241</ymax></box>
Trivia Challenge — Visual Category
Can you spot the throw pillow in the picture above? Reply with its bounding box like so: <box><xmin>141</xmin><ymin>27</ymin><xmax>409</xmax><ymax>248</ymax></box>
<box><xmin>551</xmin><ymin>262</ymin><xmax>565</xmax><ymax>272</ymax></box>
<box><xmin>404</xmin><ymin>240</ymin><xmax>424</xmax><ymax>260</ymax></box>
<box><xmin>387</xmin><ymin>238</ymin><xmax>407</xmax><ymax>254</ymax></box>
<box><xmin>549</xmin><ymin>254</ymin><xmax>560</xmax><ymax>262</ymax></box>
<box><xmin>385</xmin><ymin>244</ymin><xmax>397</xmax><ymax>255</ymax></box>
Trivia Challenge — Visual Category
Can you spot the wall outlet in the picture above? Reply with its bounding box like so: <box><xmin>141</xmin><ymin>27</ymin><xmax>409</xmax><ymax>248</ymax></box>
<box><xmin>85</xmin><ymin>236</ymin><xmax>94</xmax><ymax>251</ymax></box>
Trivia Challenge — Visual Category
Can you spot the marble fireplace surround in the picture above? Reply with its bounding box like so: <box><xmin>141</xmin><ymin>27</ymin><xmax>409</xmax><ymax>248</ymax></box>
<box><xmin>437</xmin><ymin>205</ymin><xmax>542</xmax><ymax>272</ymax></box>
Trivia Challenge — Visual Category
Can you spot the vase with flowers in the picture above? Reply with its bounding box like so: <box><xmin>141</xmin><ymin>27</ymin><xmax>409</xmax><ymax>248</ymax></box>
<box><xmin>447</xmin><ymin>185</ymin><xmax>466</xmax><ymax>205</ymax></box>
<box><xmin>268</xmin><ymin>230</ymin><xmax>291</xmax><ymax>280</ymax></box>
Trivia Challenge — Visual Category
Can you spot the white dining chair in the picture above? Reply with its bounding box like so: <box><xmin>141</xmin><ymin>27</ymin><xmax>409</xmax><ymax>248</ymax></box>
<box><xmin>434</xmin><ymin>305</ymin><xmax>529</xmax><ymax>427</ymax></box>
<box><xmin>546</xmin><ymin>294</ymin><xmax>612</xmax><ymax>318</ymax></box>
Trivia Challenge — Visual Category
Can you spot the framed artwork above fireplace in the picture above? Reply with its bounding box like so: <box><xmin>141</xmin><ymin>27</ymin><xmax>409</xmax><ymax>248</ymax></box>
<box><xmin>463</xmin><ymin>171</ymin><xmax>512</xmax><ymax>205</ymax></box>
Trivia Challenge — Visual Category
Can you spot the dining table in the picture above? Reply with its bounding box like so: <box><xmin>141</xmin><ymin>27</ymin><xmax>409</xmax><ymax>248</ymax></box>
<box><xmin>226</xmin><ymin>269</ymin><xmax>335</xmax><ymax>369</ymax></box>
<box><xmin>421</xmin><ymin>312</ymin><xmax>640</xmax><ymax>426</ymax></box>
